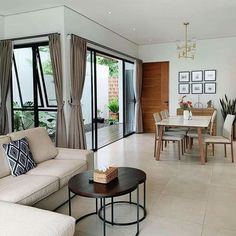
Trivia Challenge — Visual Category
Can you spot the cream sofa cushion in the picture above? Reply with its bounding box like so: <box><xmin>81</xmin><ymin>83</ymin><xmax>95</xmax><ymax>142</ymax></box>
<box><xmin>8</xmin><ymin>127</ymin><xmax>58</xmax><ymax>163</ymax></box>
<box><xmin>0</xmin><ymin>174</ymin><xmax>59</xmax><ymax>205</ymax></box>
<box><xmin>0</xmin><ymin>136</ymin><xmax>11</xmax><ymax>178</ymax></box>
<box><xmin>27</xmin><ymin>159</ymin><xmax>87</xmax><ymax>188</ymax></box>
<box><xmin>0</xmin><ymin>201</ymin><xmax>75</xmax><ymax>236</ymax></box>
<box><xmin>56</xmin><ymin>147</ymin><xmax>94</xmax><ymax>170</ymax></box>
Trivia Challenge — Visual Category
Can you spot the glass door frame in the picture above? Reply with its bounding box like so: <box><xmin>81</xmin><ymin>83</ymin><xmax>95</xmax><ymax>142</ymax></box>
<box><xmin>123</xmin><ymin>59</ymin><xmax>136</xmax><ymax>138</ymax></box>
<box><xmin>86</xmin><ymin>47</ymin><xmax>135</xmax><ymax>151</ymax></box>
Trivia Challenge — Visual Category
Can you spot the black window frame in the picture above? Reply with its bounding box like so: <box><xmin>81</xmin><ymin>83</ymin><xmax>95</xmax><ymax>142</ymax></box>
<box><xmin>11</xmin><ymin>41</ymin><xmax>57</xmax><ymax>132</ymax></box>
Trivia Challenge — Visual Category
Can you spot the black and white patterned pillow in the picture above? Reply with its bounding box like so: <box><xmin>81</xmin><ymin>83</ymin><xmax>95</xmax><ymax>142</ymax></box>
<box><xmin>2</xmin><ymin>137</ymin><xmax>36</xmax><ymax>176</ymax></box>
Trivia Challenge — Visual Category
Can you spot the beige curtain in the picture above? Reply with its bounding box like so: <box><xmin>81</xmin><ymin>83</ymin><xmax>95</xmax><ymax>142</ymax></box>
<box><xmin>134</xmin><ymin>59</ymin><xmax>143</xmax><ymax>133</ymax></box>
<box><xmin>68</xmin><ymin>35</ymin><xmax>87</xmax><ymax>149</ymax></box>
<box><xmin>49</xmin><ymin>34</ymin><xmax>67</xmax><ymax>147</ymax></box>
<box><xmin>0</xmin><ymin>40</ymin><xmax>13</xmax><ymax>135</ymax></box>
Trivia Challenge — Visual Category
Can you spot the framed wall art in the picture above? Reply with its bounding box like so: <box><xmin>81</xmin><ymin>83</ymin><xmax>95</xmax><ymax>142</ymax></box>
<box><xmin>204</xmin><ymin>70</ymin><xmax>216</xmax><ymax>81</ymax></box>
<box><xmin>191</xmin><ymin>70</ymin><xmax>203</xmax><ymax>82</ymax></box>
<box><xmin>178</xmin><ymin>83</ymin><xmax>190</xmax><ymax>94</ymax></box>
<box><xmin>178</xmin><ymin>71</ymin><xmax>190</xmax><ymax>82</ymax></box>
<box><xmin>204</xmin><ymin>83</ymin><xmax>216</xmax><ymax>94</ymax></box>
<box><xmin>191</xmin><ymin>83</ymin><xmax>203</xmax><ymax>94</ymax></box>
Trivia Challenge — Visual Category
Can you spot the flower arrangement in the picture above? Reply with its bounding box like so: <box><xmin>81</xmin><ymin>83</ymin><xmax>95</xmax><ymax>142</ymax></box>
<box><xmin>179</xmin><ymin>96</ymin><xmax>193</xmax><ymax>110</ymax></box>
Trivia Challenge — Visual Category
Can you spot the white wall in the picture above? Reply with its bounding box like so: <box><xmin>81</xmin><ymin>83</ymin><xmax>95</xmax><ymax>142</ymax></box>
<box><xmin>64</xmin><ymin>7</ymin><xmax>138</xmax><ymax>58</ymax></box>
<box><xmin>0</xmin><ymin>16</ymin><xmax>4</xmax><ymax>39</ymax></box>
<box><xmin>4</xmin><ymin>7</ymin><xmax>64</xmax><ymax>39</ymax></box>
<box><xmin>139</xmin><ymin>37</ymin><xmax>236</xmax><ymax>134</ymax></box>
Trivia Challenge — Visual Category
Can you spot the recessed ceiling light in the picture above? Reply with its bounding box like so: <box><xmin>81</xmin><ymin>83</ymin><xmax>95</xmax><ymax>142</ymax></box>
<box><xmin>108</xmin><ymin>11</ymin><xmax>112</xmax><ymax>15</ymax></box>
<box><xmin>132</xmin><ymin>28</ymin><xmax>136</xmax><ymax>32</ymax></box>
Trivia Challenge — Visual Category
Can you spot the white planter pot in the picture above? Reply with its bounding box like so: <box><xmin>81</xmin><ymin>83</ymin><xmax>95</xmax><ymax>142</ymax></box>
<box><xmin>183</xmin><ymin>110</ymin><xmax>190</xmax><ymax>120</ymax></box>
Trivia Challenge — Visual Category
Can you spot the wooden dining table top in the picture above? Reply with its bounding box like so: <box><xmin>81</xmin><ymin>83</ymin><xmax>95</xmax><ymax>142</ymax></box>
<box><xmin>155</xmin><ymin>116</ymin><xmax>212</xmax><ymax>128</ymax></box>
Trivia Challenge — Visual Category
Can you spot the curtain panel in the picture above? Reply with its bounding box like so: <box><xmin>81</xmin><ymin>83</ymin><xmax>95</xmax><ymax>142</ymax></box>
<box><xmin>68</xmin><ymin>35</ymin><xmax>87</xmax><ymax>149</ymax></box>
<box><xmin>49</xmin><ymin>34</ymin><xmax>67</xmax><ymax>147</ymax></box>
<box><xmin>134</xmin><ymin>59</ymin><xmax>143</xmax><ymax>133</ymax></box>
<box><xmin>0</xmin><ymin>40</ymin><xmax>13</xmax><ymax>135</ymax></box>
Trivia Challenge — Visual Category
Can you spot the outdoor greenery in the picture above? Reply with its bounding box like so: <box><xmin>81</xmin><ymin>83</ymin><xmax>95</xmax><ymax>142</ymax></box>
<box><xmin>108</xmin><ymin>98</ymin><xmax>119</xmax><ymax>113</ymax></box>
<box><xmin>39</xmin><ymin>47</ymin><xmax>53</xmax><ymax>76</ymax></box>
<box><xmin>220</xmin><ymin>95</ymin><xmax>236</xmax><ymax>122</ymax></box>
<box><xmin>13</xmin><ymin>101</ymin><xmax>56</xmax><ymax>141</ymax></box>
<box><xmin>97</xmin><ymin>56</ymin><xmax>119</xmax><ymax>77</ymax></box>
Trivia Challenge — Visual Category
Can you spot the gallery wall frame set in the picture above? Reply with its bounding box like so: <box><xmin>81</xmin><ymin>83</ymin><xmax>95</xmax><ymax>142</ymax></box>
<box><xmin>178</xmin><ymin>71</ymin><xmax>190</xmax><ymax>82</ymax></box>
<box><xmin>204</xmin><ymin>82</ymin><xmax>216</xmax><ymax>94</ymax></box>
<box><xmin>191</xmin><ymin>71</ymin><xmax>203</xmax><ymax>82</ymax></box>
<box><xmin>191</xmin><ymin>83</ymin><xmax>203</xmax><ymax>94</ymax></box>
<box><xmin>178</xmin><ymin>70</ymin><xmax>216</xmax><ymax>94</ymax></box>
<box><xmin>179</xmin><ymin>83</ymin><xmax>190</xmax><ymax>94</ymax></box>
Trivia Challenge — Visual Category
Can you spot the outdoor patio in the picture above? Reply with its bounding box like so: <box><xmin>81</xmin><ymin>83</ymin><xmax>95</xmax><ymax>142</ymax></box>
<box><xmin>85</xmin><ymin>123</ymin><xmax>123</xmax><ymax>148</ymax></box>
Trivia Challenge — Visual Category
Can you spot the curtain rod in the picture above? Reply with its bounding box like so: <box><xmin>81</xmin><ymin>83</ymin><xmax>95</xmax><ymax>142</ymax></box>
<box><xmin>3</xmin><ymin>32</ymin><xmax>60</xmax><ymax>42</ymax></box>
<box><xmin>68</xmin><ymin>33</ymin><xmax>140</xmax><ymax>61</ymax></box>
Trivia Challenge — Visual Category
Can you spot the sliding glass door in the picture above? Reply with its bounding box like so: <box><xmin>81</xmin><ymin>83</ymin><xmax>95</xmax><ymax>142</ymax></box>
<box><xmin>124</xmin><ymin>61</ymin><xmax>135</xmax><ymax>136</ymax></box>
<box><xmin>81</xmin><ymin>49</ymin><xmax>135</xmax><ymax>151</ymax></box>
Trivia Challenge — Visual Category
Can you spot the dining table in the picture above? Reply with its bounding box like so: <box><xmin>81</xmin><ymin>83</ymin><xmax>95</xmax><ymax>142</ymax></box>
<box><xmin>155</xmin><ymin>115</ymin><xmax>212</xmax><ymax>165</ymax></box>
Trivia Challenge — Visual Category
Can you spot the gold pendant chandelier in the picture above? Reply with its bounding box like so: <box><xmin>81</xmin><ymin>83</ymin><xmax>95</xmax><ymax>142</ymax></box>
<box><xmin>177</xmin><ymin>22</ymin><xmax>196</xmax><ymax>59</ymax></box>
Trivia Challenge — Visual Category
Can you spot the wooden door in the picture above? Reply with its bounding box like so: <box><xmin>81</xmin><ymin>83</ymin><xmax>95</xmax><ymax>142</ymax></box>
<box><xmin>142</xmin><ymin>62</ymin><xmax>169</xmax><ymax>132</ymax></box>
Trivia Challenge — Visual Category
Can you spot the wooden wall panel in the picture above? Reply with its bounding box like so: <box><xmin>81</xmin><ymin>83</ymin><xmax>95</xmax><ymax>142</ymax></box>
<box><xmin>142</xmin><ymin>62</ymin><xmax>169</xmax><ymax>133</ymax></box>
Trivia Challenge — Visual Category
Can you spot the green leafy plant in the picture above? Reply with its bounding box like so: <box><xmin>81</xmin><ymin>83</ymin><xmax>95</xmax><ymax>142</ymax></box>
<box><xmin>220</xmin><ymin>95</ymin><xmax>236</xmax><ymax>121</ymax></box>
<box><xmin>97</xmin><ymin>56</ymin><xmax>119</xmax><ymax>77</ymax></box>
<box><xmin>13</xmin><ymin>101</ymin><xmax>56</xmax><ymax>141</ymax></box>
<box><xmin>107</xmin><ymin>98</ymin><xmax>119</xmax><ymax>113</ymax></box>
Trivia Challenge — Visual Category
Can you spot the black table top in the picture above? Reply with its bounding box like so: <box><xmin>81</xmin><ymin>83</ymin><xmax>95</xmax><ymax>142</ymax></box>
<box><xmin>68</xmin><ymin>167</ymin><xmax>146</xmax><ymax>198</ymax></box>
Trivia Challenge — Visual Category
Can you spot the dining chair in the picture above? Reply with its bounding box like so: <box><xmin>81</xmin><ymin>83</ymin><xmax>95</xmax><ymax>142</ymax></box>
<box><xmin>164</xmin><ymin>109</ymin><xmax>169</xmax><ymax>118</ymax></box>
<box><xmin>187</xmin><ymin>110</ymin><xmax>217</xmax><ymax>150</ymax></box>
<box><xmin>153</xmin><ymin>112</ymin><xmax>185</xmax><ymax>160</ymax></box>
<box><xmin>204</xmin><ymin>114</ymin><xmax>235</xmax><ymax>162</ymax></box>
<box><xmin>163</xmin><ymin>109</ymin><xmax>189</xmax><ymax>148</ymax></box>
<box><xmin>160</xmin><ymin>110</ymin><xmax>168</xmax><ymax>120</ymax></box>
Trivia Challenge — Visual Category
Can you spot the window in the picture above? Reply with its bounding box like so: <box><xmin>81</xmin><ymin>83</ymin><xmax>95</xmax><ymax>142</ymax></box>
<box><xmin>12</xmin><ymin>42</ymin><xmax>57</xmax><ymax>141</ymax></box>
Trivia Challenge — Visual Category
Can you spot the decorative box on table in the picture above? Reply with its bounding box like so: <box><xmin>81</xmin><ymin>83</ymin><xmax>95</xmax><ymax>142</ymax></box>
<box><xmin>93</xmin><ymin>167</ymin><xmax>118</xmax><ymax>184</ymax></box>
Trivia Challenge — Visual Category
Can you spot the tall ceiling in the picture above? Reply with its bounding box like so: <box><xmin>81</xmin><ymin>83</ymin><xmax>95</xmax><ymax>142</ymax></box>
<box><xmin>0</xmin><ymin>0</ymin><xmax>236</xmax><ymax>45</ymax></box>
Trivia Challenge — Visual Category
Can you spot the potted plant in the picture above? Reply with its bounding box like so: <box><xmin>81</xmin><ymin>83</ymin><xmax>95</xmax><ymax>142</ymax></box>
<box><xmin>108</xmin><ymin>98</ymin><xmax>119</xmax><ymax>121</ymax></box>
<box><xmin>220</xmin><ymin>95</ymin><xmax>236</xmax><ymax>139</ymax></box>
<box><xmin>96</xmin><ymin>109</ymin><xmax>105</xmax><ymax>123</ymax></box>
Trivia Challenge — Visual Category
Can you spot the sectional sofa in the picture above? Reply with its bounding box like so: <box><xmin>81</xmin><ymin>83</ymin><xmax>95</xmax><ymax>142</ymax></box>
<box><xmin>0</xmin><ymin>127</ymin><xmax>94</xmax><ymax>236</ymax></box>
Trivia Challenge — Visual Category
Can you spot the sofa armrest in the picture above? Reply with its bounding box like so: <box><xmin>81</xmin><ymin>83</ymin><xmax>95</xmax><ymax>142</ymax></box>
<box><xmin>55</xmin><ymin>148</ymin><xmax>94</xmax><ymax>170</ymax></box>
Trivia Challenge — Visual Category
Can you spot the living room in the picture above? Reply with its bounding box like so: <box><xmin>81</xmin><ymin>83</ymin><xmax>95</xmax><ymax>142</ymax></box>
<box><xmin>0</xmin><ymin>1</ymin><xmax>236</xmax><ymax>236</ymax></box>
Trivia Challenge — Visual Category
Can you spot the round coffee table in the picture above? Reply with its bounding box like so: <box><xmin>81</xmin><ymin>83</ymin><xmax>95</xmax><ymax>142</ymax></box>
<box><xmin>68</xmin><ymin>167</ymin><xmax>147</xmax><ymax>236</ymax></box>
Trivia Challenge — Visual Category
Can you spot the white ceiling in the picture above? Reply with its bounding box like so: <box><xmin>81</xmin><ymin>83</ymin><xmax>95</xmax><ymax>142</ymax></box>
<box><xmin>0</xmin><ymin>0</ymin><xmax>236</xmax><ymax>45</ymax></box>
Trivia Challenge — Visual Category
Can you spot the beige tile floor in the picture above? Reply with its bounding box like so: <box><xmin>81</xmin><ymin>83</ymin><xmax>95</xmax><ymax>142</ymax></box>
<box><xmin>57</xmin><ymin>133</ymin><xmax>236</xmax><ymax>236</ymax></box>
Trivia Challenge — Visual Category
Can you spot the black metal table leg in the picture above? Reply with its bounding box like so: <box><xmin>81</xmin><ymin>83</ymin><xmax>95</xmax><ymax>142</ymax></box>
<box><xmin>136</xmin><ymin>185</ymin><xmax>140</xmax><ymax>236</ymax></box>
<box><xmin>111</xmin><ymin>197</ymin><xmax>114</xmax><ymax>225</ymax></box>
<box><xmin>68</xmin><ymin>188</ymin><xmax>71</xmax><ymax>216</ymax></box>
<box><xmin>103</xmin><ymin>198</ymin><xmax>106</xmax><ymax>236</ymax></box>
<box><xmin>96</xmin><ymin>198</ymin><xmax>98</xmax><ymax>214</ymax></box>
<box><xmin>75</xmin><ymin>198</ymin><xmax>99</xmax><ymax>223</ymax></box>
<box><xmin>129</xmin><ymin>192</ymin><xmax>132</xmax><ymax>204</ymax></box>
<box><xmin>144</xmin><ymin>181</ymin><xmax>146</xmax><ymax>210</ymax></box>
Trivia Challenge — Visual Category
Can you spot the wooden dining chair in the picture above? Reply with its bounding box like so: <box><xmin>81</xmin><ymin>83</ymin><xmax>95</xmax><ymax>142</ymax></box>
<box><xmin>160</xmin><ymin>110</ymin><xmax>168</xmax><ymax>120</ymax></box>
<box><xmin>187</xmin><ymin>110</ymin><xmax>217</xmax><ymax>150</ymax></box>
<box><xmin>164</xmin><ymin>109</ymin><xmax>169</xmax><ymax>118</ymax></box>
<box><xmin>204</xmin><ymin>114</ymin><xmax>235</xmax><ymax>162</ymax></box>
<box><xmin>153</xmin><ymin>112</ymin><xmax>185</xmax><ymax>160</ymax></box>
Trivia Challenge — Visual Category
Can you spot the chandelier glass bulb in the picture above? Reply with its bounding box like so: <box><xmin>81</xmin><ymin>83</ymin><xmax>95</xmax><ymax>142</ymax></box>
<box><xmin>177</xmin><ymin>22</ymin><xmax>196</xmax><ymax>59</ymax></box>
